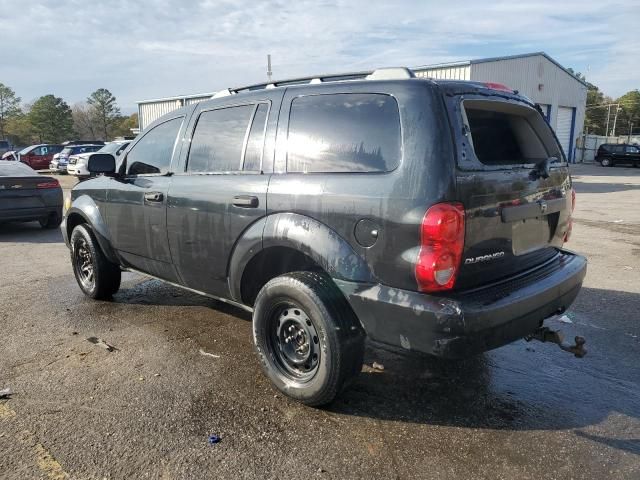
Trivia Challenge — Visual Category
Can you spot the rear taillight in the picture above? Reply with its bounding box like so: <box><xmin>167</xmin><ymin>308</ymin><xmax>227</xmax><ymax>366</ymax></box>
<box><xmin>564</xmin><ymin>188</ymin><xmax>576</xmax><ymax>243</ymax></box>
<box><xmin>415</xmin><ymin>202</ymin><xmax>465</xmax><ymax>292</ymax></box>
<box><xmin>36</xmin><ymin>180</ymin><xmax>59</xmax><ymax>189</ymax></box>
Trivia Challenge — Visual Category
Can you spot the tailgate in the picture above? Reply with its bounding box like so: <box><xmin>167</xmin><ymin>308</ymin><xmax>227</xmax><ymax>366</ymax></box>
<box><xmin>447</xmin><ymin>95</ymin><xmax>573</xmax><ymax>290</ymax></box>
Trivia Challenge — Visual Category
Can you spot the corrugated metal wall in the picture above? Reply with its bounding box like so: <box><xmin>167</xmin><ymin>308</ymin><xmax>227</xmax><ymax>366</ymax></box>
<box><xmin>137</xmin><ymin>94</ymin><xmax>213</xmax><ymax>130</ymax></box>
<box><xmin>414</xmin><ymin>64</ymin><xmax>471</xmax><ymax>80</ymax></box>
<box><xmin>138</xmin><ymin>100</ymin><xmax>182</xmax><ymax>131</ymax></box>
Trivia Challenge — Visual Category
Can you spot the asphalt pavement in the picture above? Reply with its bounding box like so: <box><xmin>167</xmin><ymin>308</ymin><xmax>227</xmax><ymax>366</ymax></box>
<box><xmin>1</xmin><ymin>164</ymin><xmax>639</xmax><ymax>479</ymax></box>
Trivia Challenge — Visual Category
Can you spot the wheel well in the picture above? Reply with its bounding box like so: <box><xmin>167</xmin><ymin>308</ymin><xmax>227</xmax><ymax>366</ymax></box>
<box><xmin>66</xmin><ymin>212</ymin><xmax>88</xmax><ymax>238</ymax></box>
<box><xmin>240</xmin><ymin>246</ymin><xmax>324</xmax><ymax>306</ymax></box>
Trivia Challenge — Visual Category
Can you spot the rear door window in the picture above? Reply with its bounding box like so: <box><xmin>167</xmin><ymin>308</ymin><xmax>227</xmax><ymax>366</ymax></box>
<box><xmin>286</xmin><ymin>93</ymin><xmax>401</xmax><ymax>173</ymax></box>
<box><xmin>462</xmin><ymin>99</ymin><xmax>563</xmax><ymax>166</ymax></box>
<box><xmin>187</xmin><ymin>105</ymin><xmax>255</xmax><ymax>173</ymax></box>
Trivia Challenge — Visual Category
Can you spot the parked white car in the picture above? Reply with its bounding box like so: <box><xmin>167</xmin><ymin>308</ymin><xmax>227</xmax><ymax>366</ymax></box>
<box><xmin>67</xmin><ymin>140</ymin><xmax>130</xmax><ymax>177</ymax></box>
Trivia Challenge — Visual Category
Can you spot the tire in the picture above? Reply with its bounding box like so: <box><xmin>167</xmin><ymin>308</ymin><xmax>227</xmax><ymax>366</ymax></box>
<box><xmin>252</xmin><ymin>271</ymin><xmax>365</xmax><ymax>406</ymax></box>
<box><xmin>601</xmin><ymin>157</ymin><xmax>613</xmax><ymax>167</ymax></box>
<box><xmin>70</xmin><ymin>224</ymin><xmax>121</xmax><ymax>299</ymax></box>
<box><xmin>39</xmin><ymin>211</ymin><xmax>62</xmax><ymax>229</ymax></box>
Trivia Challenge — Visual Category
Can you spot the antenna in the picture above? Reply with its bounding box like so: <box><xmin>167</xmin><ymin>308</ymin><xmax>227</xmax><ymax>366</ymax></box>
<box><xmin>267</xmin><ymin>54</ymin><xmax>272</xmax><ymax>82</ymax></box>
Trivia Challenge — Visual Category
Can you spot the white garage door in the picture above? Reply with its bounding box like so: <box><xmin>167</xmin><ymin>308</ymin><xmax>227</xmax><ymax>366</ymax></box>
<box><xmin>556</xmin><ymin>106</ymin><xmax>574</xmax><ymax>160</ymax></box>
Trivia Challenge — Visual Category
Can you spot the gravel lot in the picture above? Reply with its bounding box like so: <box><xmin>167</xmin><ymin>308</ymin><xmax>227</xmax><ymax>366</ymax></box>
<box><xmin>1</xmin><ymin>164</ymin><xmax>639</xmax><ymax>479</ymax></box>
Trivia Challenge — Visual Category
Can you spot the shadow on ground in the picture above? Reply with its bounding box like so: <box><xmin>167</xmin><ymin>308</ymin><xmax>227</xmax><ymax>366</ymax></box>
<box><xmin>572</xmin><ymin>180</ymin><xmax>640</xmax><ymax>194</ymax></box>
<box><xmin>0</xmin><ymin>221</ymin><xmax>63</xmax><ymax>244</ymax></box>
<box><xmin>70</xmin><ymin>274</ymin><xmax>640</xmax><ymax>440</ymax></box>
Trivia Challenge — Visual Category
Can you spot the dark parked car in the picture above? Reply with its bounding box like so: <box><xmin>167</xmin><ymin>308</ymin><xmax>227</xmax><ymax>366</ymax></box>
<box><xmin>17</xmin><ymin>144</ymin><xmax>64</xmax><ymax>170</ymax></box>
<box><xmin>62</xmin><ymin>69</ymin><xmax>587</xmax><ymax>405</ymax></box>
<box><xmin>0</xmin><ymin>161</ymin><xmax>63</xmax><ymax>228</ymax></box>
<box><xmin>596</xmin><ymin>143</ymin><xmax>640</xmax><ymax>167</ymax></box>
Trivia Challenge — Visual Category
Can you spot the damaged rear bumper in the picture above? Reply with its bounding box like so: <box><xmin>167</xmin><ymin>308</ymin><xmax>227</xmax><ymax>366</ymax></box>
<box><xmin>335</xmin><ymin>249</ymin><xmax>587</xmax><ymax>358</ymax></box>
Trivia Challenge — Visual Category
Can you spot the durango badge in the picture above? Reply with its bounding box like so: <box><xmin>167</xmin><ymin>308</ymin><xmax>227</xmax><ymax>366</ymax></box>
<box><xmin>464</xmin><ymin>251</ymin><xmax>506</xmax><ymax>265</ymax></box>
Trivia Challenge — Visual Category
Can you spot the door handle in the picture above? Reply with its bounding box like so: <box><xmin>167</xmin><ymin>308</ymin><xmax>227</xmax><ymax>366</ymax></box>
<box><xmin>144</xmin><ymin>191</ymin><xmax>164</xmax><ymax>203</ymax></box>
<box><xmin>232</xmin><ymin>195</ymin><xmax>259</xmax><ymax>208</ymax></box>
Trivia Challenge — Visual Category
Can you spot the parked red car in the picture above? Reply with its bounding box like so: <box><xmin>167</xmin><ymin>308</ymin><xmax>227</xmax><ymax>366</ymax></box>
<box><xmin>17</xmin><ymin>144</ymin><xmax>64</xmax><ymax>170</ymax></box>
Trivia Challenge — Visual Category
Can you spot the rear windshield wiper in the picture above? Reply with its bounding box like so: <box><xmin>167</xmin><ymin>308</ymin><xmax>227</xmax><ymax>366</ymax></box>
<box><xmin>530</xmin><ymin>156</ymin><xmax>558</xmax><ymax>180</ymax></box>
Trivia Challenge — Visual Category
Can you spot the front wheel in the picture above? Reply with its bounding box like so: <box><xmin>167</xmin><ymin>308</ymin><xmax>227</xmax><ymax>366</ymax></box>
<box><xmin>252</xmin><ymin>272</ymin><xmax>365</xmax><ymax>406</ymax></box>
<box><xmin>70</xmin><ymin>224</ymin><xmax>121</xmax><ymax>299</ymax></box>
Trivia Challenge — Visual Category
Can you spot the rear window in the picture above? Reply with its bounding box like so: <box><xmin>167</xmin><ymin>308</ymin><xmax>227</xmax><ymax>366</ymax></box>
<box><xmin>462</xmin><ymin>100</ymin><xmax>563</xmax><ymax>166</ymax></box>
<box><xmin>286</xmin><ymin>93</ymin><xmax>401</xmax><ymax>173</ymax></box>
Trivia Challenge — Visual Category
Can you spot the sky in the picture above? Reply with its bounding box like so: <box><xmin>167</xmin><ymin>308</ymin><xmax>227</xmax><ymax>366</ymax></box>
<box><xmin>1</xmin><ymin>0</ymin><xmax>638</xmax><ymax>114</ymax></box>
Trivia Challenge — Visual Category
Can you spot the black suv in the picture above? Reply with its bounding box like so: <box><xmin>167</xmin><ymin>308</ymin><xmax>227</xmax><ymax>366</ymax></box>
<box><xmin>596</xmin><ymin>143</ymin><xmax>640</xmax><ymax>167</ymax></box>
<box><xmin>62</xmin><ymin>68</ymin><xmax>587</xmax><ymax>405</ymax></box>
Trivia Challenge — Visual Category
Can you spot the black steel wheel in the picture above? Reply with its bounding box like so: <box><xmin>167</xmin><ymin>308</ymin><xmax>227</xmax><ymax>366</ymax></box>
<box><xmin>269</xmin><ymin>302</ymin><xmax>321</xmax><ymax>382</ymax></box>
<box><xmin>70</xmin><ymin>224</ymin><xmax>121</xmax><ymax>299</ymax></box>
<box><xmin>253</xmin><ymin>271</ymin><xmax>365</xmax><ymax>406</ymax></box>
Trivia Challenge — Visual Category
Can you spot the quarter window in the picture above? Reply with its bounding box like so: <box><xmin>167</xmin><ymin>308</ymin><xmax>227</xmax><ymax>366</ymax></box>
<box><xmin>126</xmin><ymin>117</ymin><xmax>182</xmax><ymax>175</ymax></box>
<box><xmin>287</xmin><ymin>94</ymin><xmax>401</xmax><ymax>173</ymax></box>
<box><xmin>243</xmin><ymin>104</ymin><xmax>268</xmax><ymax>171</ymax></box>
<box><xmin>188</xmin><ymin>105</ymin><xmax>255</xmax><ymax>173</ymax></box>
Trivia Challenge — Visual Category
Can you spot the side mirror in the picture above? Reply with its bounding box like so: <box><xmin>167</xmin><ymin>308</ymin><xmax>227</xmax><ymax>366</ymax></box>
<box><xmin>88</xmin><ymin>153</ymin><xmax>116</xmax><ymax>174</ymax></box>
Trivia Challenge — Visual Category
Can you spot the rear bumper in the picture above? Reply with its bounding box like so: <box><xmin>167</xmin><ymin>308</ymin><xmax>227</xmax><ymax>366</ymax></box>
<box><xmin>49</xmin><ymin>163</ymin><xmax>67</xmax><ymax>172</ymax></box>
<box><xmin>336</xmin><ymin>249</ymin><xmax>587</xmax><ymax>358</ymax></box>
<box><xmin>0</xmin><ymin>206</ymin><xmax>62</xmax><ymax>223</ymax></box>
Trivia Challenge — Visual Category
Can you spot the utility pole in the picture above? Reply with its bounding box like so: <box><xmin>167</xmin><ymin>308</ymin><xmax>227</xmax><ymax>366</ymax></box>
<box><xmin>629</xmin><ymin>122</ymin><xmax>634</xmax><ymax>144</ymax></box>
<box><xmin>605</xmin><ymin>104</ymin><xmax>611</xmax><ymax>140</ymax></box>
<box><xmin>267</xmin><ymin>54</ymin><xmax>272</xmax><ymax>82</ymax></box>
<box><xmin>612</xmin><ymin>105</ymin><xmax>621</xmax><ymax>137</ymax></box>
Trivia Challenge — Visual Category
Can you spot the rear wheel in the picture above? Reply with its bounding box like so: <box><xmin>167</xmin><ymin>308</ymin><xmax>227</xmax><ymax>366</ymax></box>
<box><xmin>39</xmin><ymin>211</ymin><xmax>62</xmax><ymax>229</ymax></box>
<box><xmin>252</xmin><ymin>271</ymin><xmax>364</xmax><ymax>406</ymax></box>
<box><xmin>601</xmin><ymin>157</ymin><xmax>613</xmax><ymax>167</ymax></box>
<box><xmin>70</xmin><ymin>224</ymin><xmax>121</xmax><ymax>299</ymax></box>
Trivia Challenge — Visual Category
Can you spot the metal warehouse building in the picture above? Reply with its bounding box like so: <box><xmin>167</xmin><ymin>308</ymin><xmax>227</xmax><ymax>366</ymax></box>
<box><xmin>413</xmin><ymin>52</ymin><xmax>588</xmax><ymax>161</ymax></box>
<box><xmin>137</xmin><ymin>51</ymin><xmax>587</xmax><ymax>161</ymax></box>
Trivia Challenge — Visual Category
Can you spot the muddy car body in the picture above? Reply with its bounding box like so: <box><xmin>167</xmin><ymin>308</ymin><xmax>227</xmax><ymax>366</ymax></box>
<box><xmin>62</xmin><ymin>68</ymin><xmax>587</xmax><ymax>405</ymax></box>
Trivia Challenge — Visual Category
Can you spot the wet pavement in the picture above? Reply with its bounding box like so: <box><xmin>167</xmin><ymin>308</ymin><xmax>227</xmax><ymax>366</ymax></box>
<box><xmin>1</xmin><ymin>164</ymin><xmax>639</xmax><ymax>479</ymax></box>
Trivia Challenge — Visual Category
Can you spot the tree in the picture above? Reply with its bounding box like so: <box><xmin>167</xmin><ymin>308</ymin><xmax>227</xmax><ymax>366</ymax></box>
<box><xmin>568</xmin><ymin>68</ymin><xmax>615</xmax><ymax>136</ymax></box>
<box><xmin>72</xmin><ymin>102</ymin><xmax>99</xmax><ymax>140</ymax></box>
<box><xmin>29</xmin><ymin>95</ymin><xmax>74</xmax><ymax>143</ymax></box>
<box><xmin>5</xmin><ymin>112</ymin><xmax>37</xmax><ymax>146</ymax></box>
<box><xmin>0</xmin><ymin>83</ymin><xmax>22</xmax><ymax>139</ymax></box>
<box><xmin>614</xmin><ymin>90</ymin><xmax>640</xmax><ymax>138</ymax></box>
<box><xmin>111</xmin><ymin>113</ymin><xmax>138</xmax><ymax>138</ymax></box>
<box><xmin>87</xmin><ymin>88</ymin><xmax>121</xmax><ymax>140</ymax></box>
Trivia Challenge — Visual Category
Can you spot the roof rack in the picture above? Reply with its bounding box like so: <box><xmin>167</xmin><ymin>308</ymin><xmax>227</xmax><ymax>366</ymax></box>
<box><xmin>229</xmin><ymin>67</ymin><xmax>415</xmax><ymax>94</ymax></box>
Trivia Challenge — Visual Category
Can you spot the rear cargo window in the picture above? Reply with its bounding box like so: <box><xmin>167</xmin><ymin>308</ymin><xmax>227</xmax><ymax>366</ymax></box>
<box><xmin>462</xmin><ymin>100</ymin><xmax>563</xmax><ymax>166</ymax></box>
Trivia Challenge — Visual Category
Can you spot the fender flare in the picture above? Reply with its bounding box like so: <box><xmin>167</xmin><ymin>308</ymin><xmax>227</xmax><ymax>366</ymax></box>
<box><xmin>64</xmin><ymin>195</ymin><xmax>119</xmax><ymax>264</ymax></box>
<box><xmin>228</xmin><ymin>212</ymin><xmax>375</xmax><ymax>301</ymax></box>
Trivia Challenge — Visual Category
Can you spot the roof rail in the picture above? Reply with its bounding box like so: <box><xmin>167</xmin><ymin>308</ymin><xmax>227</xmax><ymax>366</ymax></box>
<box><xmin>229</xmin><ymin>67</ymin><xmax>416</xmax><ymax>93</ymax></box>
<box><xmin>211</xmin><ymin>88</ymin><xmax>235</xmax><ymax>99</ymax></box>
<box><xmin>365</xmin><ymin>67</ymin><xmax>415</xmax><ymax>80</ymax></box>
